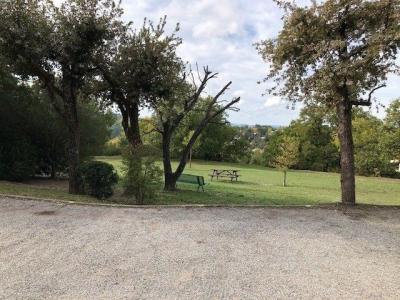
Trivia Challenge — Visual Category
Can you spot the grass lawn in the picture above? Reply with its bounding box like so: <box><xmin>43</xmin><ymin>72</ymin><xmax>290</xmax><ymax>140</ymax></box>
<box><xmin>1</xmin><ymin>156</ymin><xmax>399</xmax><ymax>206</ymax></box>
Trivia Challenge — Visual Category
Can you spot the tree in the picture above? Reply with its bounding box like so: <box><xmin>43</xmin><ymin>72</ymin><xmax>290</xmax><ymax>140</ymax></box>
<box><xmin>0</xmin><ymin>0</ymin><xmax>122</xmax><ymax>193</ymax></box>
<box><xmin>272</xmin><ymin>136</ymin><xmax>299</xmax><ymax>187</ymax></box>
<box><xmin>257</xmin><ymin>0</ymin><xmax>400</xmax><ymax>204</ymax></box>
<box><xmin>352</xmin><ymin>110</ymin><xmax>384</xmax><ymax>176</ymax></box>
<box><xmin>0</xmin><ymin>65</ymin><xmax>40</xmax><ymax>181</ymax></box>
<box><xmin>167</xmin><ymin>102</ymin><xmax>250</xmax><ymax>163</ymax></box>
<box><xmin>0</xmin><ymin>68</ymin><xmax>113</xmax><ymax>180</ymax></box>
<box><xmin>96</xmin><ymin>17</ymin><xmax>241</xmax><ymax>191</ymax></box>
<box><xmin>95</xmin><ymin>17</ymin><xmax>181</xmax><ymax>148</ymax></box>
<box><xmin>290</xmin><ymin>106</ymin><xmax>339</xmax><ymax>172</ymax></box>
<box><xmin>381</xmin><ymin>99</ymin><xmax>400</xmax><ymax>175</ymax></box>
<box><xmin>151</xmin><ymin>69</ymin><xmax>240</xmax><ymax>191</ymax></box>
<box><xmin>386</xmin><ymin>97</ymin><xmax>400</xmax><ymax>127</ymax></box>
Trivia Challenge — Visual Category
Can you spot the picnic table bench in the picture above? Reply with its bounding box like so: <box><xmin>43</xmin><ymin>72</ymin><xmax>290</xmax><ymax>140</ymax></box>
<box><xmin>209</xmin><ymin>169</ymin><xmax>240</xmax><ymax>182</ymax></box>
<box><xmin>177</xmin><ymin>173</ymin><xmax>206</xmax><ymax>191</ymax></box>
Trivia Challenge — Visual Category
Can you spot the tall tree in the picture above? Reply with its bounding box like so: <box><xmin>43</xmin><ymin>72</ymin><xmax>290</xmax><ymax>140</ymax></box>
<box><xmin>0</xmin><ymin>0</ymin><xmax>122</xmax><ymax>193</ymax></box>
<box><xmin>256</xmin><ymin>0</ymin><xmax>400</xmax><ymax>204</ymax></box>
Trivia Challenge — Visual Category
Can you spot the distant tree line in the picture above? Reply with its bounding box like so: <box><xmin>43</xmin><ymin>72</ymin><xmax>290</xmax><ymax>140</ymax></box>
<box><xmin>105</xmin><ymin>99</ymin><xmax>400</xmax><ymax>180</ymax></box>
<box><xmin>259</xmin><ymin>102</ymin><xmax>400</xmax><ymax>178</ymax></box>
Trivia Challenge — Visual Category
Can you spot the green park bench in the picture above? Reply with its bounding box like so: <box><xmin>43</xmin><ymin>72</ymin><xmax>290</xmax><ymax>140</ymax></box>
<box><xmin>177</xmin><ymin>174</ymin><xmax>206</xmax><ymax>192</ymax></box>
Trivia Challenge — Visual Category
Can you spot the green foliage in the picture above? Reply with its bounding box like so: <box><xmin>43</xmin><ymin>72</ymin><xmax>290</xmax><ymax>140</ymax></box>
<box><xmin>0</xmin><ymin>0</ymin><xmax>123</xmax><ymax>192</ymax></box>
<box><xmin>0</xmin><ymin>67</ymin><xmax>115</xmax><ymax>180</ymax></box>
<box><xmin>122</xmin><ymin>145</ymin><xmax>163</xmax><ymax>204</ymax></box>
<box><xmin>194</xmin><ymin>123</ymin><xmax>251</xmax><ymax>162</ymax></box>
<box><xmin>79</xmin><ymin>102</ymin><xmax>116</xmax><ymax>158</ymax></box>
<box><xmin>352</xmin><ymin>108</ymin><xmax>400</xmax><ymax>178</ymax></box>
<box><xmin>256</xmin><ymin>0</ymin><xmax>400</xmax><ymax>108</ymax></box>
<box><xmin>77</xmin><ymin>161</ymin><xmax>118</xmax><ymax>199</ymax></box>
<box><xmin>0</xmin><ymin>140</ymin><xmax>37</xmax><ymax>182</ymax></box>
<box><xmin>352</xmin><ymin>112</ymin><xmax>382</xmax><ymax>176</ymax></box>
<box><xmin>0</xmin><ymin>67</ymin><xmax>38</xmax><ymax>181</ymax></box>
<box><xmin>382</xmin><ymin>99</ymin><xmax>400</xmax><ymax>167</ymax></box>
<box><xmin>164</xmin><ymin>101</ymin><xmax>251</xmax><ymax>163</ymax></box>
<box><xmin>262</xmin><ymin>130</ymin><xmax>285</xmax><ymax>167</ymax></box>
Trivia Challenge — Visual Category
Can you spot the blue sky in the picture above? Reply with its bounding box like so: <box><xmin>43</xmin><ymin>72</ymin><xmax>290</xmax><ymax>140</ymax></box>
<box><xmin>56</xmin><ymin>0</ymin><xmax>400</xmax><ymax>125</ymax></box>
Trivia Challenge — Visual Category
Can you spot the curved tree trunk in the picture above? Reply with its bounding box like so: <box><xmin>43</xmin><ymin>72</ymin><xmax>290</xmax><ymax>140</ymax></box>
<box><xmin>337</xmin><ymin>101</ymin><xmax>356</xmax><ymax>205</ymax></box>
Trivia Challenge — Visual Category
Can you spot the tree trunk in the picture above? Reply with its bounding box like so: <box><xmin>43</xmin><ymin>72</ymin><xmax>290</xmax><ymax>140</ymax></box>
<box><xmin>65</xmin><ymin>104</ymin><xmax>80</xmax><ymax>194</ymax></box>
<box><xmin>283</xmin><ymin>170</ymin><xmax>287</xmax><ymax>187</ymax></box>
<box><xmin>64</xmin><ymin>108</ymin><xmax>80</xmax><ymax>194</ymax></box>
<box><xmin>170</xmin><ymin>127</ymin><xmax>204</xmax><ymax>188</ymax></box>
<box><xmin>61</xmin><ymin>73</ymin><xmax>81</xmax><ymax>195</ymax></box>
<box><xmin>162</xmin><ymin>130</ymin><xmax>177</xmax><ymax>191</ymax></box>
<box><xmin>164</xmin><ymin>172</ymin><xmax>177</xmax><ymax>191</ymax></box>
<box><xmin>50</xmin><ymin>161</ymin><xmax>56</xmax><ymax>179</ymax></box>
<box><xmin>336</xmin><ymin>101</ymin><xmax>356</xmax><ymax>205</ymax></box>
<box><xmin>120</xmin><ymin>103</ymin><xmax>142</xmax><ymax>147</ymax></box>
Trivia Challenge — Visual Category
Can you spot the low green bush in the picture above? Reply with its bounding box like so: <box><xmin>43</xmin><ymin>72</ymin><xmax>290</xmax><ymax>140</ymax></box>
<box><xmin>78</xmin><ymin>161</ymin><xmax>118</xmax><ymax>199</ymax></box>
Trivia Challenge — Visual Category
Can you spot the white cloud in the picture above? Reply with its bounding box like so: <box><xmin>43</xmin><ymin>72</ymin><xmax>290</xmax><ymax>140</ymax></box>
<box><xmin>264</xmin><ymin>96</ymin><xmax>283</xmax><ymax>108</ymax></box>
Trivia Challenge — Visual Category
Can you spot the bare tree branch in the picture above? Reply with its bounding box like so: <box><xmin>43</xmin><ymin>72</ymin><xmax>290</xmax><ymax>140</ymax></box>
<box><xmin>351</xmin><ymin>84</ymin><xmax>386</xmax><ymax>106</ymax></box>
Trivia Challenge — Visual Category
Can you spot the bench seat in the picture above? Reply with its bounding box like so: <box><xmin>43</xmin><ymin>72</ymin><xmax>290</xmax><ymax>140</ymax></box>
<box><xmin>177</xmin><ymin>174</ymin><xmax>206</xmax><ymax>191</ymax></box>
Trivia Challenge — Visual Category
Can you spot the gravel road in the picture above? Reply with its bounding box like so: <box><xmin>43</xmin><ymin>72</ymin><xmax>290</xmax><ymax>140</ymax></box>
<box><xmin>0</xmin><ymin>197</ymin><xmax>399</xmax><ymax>299</ymax></box>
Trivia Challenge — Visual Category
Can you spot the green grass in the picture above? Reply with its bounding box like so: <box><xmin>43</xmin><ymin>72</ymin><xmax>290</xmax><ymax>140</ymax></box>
<box><xmin>96</xmin><ymin>156</ymin><xmax>400</xmax><ymax>206</ymax></box>
<box><xmin>0</xmin><ymin>180</ymin><xmax>97</xmax><ymax>203</ymax></box>
<box><xmin>1</xmin><ymin>156</ymin><xmax>399</xmax><ymax>206</ymax></box>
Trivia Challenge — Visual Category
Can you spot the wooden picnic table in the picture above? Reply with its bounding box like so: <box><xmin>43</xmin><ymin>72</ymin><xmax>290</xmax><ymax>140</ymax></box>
<box><xmin>209</xmin><ymin>169</ymin><xmax>240</xmax><ymax>182</ymax></box>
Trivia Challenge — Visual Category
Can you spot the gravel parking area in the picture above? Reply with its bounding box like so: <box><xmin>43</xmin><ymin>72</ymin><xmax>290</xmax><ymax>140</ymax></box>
<box><xmin>0</xmin><ymin>197</ymin><xmax>399</xmax><ymax>299</ymax></box>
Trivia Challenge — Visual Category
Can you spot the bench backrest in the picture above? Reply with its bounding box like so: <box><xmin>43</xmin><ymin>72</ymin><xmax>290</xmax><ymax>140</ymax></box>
<box><xmin>178</xmin><ymin>174</ymin><xmax>205</xmax><ymax>186</ymax></box>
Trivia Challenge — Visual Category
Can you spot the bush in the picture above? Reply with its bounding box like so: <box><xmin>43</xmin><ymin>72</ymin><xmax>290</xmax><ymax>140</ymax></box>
<box><xmin>77</xmin><ymin>161</ymin><xmax>118</xmax><ymax>199</ymax></box>
<box><xmin>122</xmin><ymin>145</ymin><xmax>162</xmax><ymax>204</ymax></box>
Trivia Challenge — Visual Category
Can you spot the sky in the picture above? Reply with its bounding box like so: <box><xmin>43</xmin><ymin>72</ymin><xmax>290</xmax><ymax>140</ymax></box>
<box><xmin>56</xmin><ymin>0</ymin><xmax>400</xmax><ymax>125</ymax></box>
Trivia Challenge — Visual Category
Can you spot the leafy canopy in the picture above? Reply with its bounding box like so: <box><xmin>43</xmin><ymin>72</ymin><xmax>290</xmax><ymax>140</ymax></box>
<box><xmin>256</xmin><ymin>0</ymin><xmax>400</xmax><ymax>108</ymax></box>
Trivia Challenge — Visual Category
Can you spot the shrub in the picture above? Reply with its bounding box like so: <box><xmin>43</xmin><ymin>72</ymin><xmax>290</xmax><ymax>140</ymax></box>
<box><xmin>122</xmin><ymin>145</ymin><xmax>162</xmax><ymax>204</ymax></box>
<box><xmin>78</xmin><ymin>161</ymin><xmax>118</xmax><ymax>199</ymax></box>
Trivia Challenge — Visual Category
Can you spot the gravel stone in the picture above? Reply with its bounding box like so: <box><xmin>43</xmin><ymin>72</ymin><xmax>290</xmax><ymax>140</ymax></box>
<box><xmin>0</xmin><ymin>197</ymin><xmax>399</xmax><ymax>299</ymax></box>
